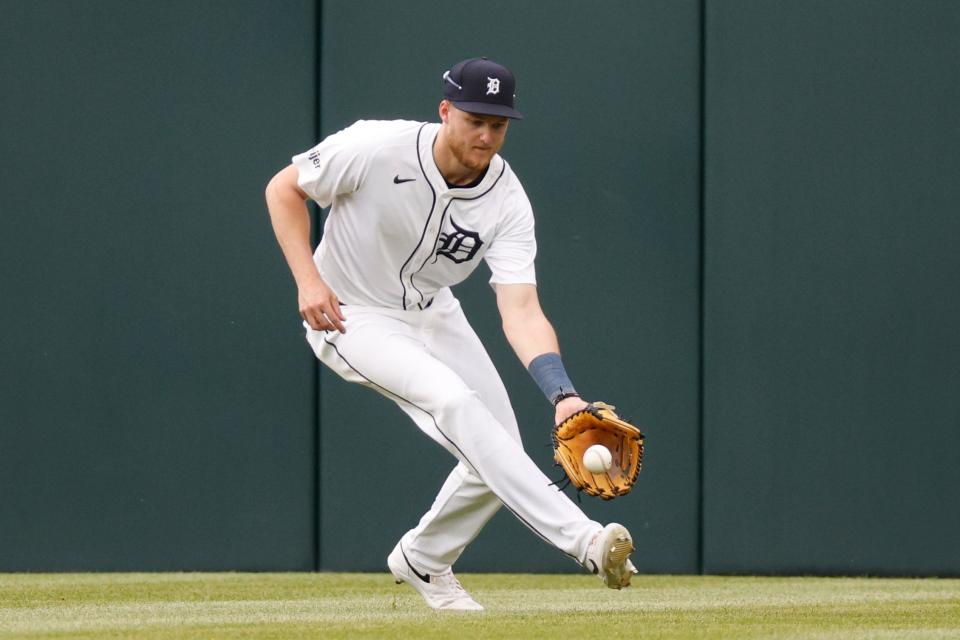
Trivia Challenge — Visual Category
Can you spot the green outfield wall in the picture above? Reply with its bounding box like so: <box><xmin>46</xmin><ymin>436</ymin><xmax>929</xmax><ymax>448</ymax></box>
<box><xmin>1</xmin><ymin>0</ymin><xmax>957</xmax><ymax>575</ymax></box>
<box><xmin>701</xmin><ymin>0</ymin><xmax>960</xmax><ymax>575</ymax></box>
<box><xmin>315</xmin><ymin>0</ymin><xmax>701</xmax><ymax>574</ymax></box>
<box><xmin>0</xmin><ymin>0</ymin><xmax>319</xmax><ymax>571</ymax></box>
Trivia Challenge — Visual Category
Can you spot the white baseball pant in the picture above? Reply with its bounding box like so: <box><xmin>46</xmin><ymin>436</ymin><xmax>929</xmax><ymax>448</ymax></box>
<box><xmin>305</xmin><ymin>288</ymin><xmax>600</xmax><ymax>574</ymax></box>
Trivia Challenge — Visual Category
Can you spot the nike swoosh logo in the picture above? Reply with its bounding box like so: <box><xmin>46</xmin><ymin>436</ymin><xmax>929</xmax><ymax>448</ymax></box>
<box><xmin>393</xmin><ymin>175</ymin><xmax>416</xmax><ymax>184</ymax></box>
<box><xmin>401</xmin><ymin>547</ymin><xmax>431</xmax><ymax>583</ymax></box>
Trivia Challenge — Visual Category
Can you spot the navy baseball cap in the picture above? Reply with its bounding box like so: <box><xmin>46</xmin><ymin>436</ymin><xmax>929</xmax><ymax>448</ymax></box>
<box><xmin>442</xmin><ymin>57</ymin><xmax>523</xmax><ymax>120</ymax></box>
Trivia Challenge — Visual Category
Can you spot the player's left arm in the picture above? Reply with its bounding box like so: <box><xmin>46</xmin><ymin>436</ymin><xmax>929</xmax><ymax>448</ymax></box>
<box><xmin>495</xmin><ymin>283</ymin><xmax>588</xmax><ymax>423</ymax></box>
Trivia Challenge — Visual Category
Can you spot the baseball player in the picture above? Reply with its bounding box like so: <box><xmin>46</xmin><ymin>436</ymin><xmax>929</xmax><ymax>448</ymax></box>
<box><xmin>265</xmin><ymin>57</ymin><xmax>636</xmax><ymax>611</ymax></box>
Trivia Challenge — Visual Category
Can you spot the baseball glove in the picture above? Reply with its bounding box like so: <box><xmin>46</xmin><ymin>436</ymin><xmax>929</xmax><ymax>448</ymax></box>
<box><xmin>551</xmin><ymin>402</ymin><xmax>645</xmax><ymax>500</ymax></box>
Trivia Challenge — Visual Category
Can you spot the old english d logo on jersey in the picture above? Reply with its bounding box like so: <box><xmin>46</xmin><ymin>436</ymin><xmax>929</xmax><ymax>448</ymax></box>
<box><xmin>436</xmin><ymin>218</ymin><xmax>483</xmax><ymax>264</ymax></box>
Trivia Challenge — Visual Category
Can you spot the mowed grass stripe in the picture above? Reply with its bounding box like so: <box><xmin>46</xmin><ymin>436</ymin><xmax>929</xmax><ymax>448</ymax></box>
<box><xmin>1</xmin><ymin>574</ymin><xmax>958</xmax><ymax>639</ymax></box>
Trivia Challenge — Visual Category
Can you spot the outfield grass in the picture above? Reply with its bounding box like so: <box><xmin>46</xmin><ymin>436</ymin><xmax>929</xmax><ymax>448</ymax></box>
<box><xmin>1</xmin><ymin>573</ymin><xmax>958</xmax><ymax>639</ymax></box>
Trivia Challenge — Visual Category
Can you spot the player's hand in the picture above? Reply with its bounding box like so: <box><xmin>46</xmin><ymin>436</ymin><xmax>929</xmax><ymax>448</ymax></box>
<box><xmin>298</xmin><ymin>278</ymin><xmax>346</xmax><ymax>333</ymax></box>
<box><xmin>555</xmin><ymin>396</ymin><xmax>589</xmax><ymax>426</ymax></box>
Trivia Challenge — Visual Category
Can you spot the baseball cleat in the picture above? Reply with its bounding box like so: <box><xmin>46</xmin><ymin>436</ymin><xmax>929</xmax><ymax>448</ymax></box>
<box><xmin>387</xmin><ymin>542</ymin><xmax>484</xmax><ymax>611</ymax></box>
<box><xmin>584</xmin><ymin>522</ymin><xmax>638</xmax><ymax>589</ymax></box>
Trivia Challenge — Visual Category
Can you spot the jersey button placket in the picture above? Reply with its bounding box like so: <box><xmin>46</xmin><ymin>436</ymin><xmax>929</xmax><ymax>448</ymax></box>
<box><xmin>406</xmin><ymin>197</ymin><xmax>444</xmax><ymax>309</ymax></box>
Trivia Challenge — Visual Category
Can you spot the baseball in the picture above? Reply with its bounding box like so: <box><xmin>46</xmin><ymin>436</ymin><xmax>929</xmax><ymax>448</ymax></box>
<box><xmin>583</xmin><ymin>444</ymin><xmax>613</xmax><ymax>474</ymax></box>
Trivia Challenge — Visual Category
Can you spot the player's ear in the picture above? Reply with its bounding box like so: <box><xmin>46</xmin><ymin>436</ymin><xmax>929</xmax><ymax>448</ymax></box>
<box><xmin>439</xmin><ymin>99</ymin><xmax>450</xmax><ymax>124</ymax></box>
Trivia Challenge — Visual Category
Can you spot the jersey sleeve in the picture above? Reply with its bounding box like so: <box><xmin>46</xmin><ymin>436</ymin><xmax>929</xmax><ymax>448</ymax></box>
<box><xmin>291</xmin><ymin>121</ymin><xmax>374</xmax><ymax>208</ymax></box>
<box><xmin>484</xmin><ymin>186</ymin><xmax>537</xmax><ymax>286</ymax></box>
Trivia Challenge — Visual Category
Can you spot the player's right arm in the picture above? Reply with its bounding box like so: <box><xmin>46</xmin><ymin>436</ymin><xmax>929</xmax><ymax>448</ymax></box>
<box><xmin>264</xmin><ymin>164</ymin><xmax>346</xmax><ymax>333</ymax></box>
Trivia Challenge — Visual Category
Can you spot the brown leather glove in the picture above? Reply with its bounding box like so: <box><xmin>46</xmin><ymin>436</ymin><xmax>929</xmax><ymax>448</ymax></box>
<box><xmin>552</xmin><ymin>402</ymin><xmax>645</xmax><ymax>500</ymax></box>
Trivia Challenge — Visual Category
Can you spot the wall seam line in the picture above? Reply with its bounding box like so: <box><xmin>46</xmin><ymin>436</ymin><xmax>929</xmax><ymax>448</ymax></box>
<box><xmin>312</xmin><ymin>0</ymin><xmax>323</xmax><ymax>574</ymax></box>
<box><xmin>697</xmin><ymin>0</ymin><xmax>708</xmax><ymax>577</ymax></box>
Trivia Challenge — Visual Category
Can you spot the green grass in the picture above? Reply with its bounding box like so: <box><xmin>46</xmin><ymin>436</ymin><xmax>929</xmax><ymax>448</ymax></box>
<box><xmin>1</xmin><ymin>573</ymin><xmax>958</xmax><ymax>639</ymax></box>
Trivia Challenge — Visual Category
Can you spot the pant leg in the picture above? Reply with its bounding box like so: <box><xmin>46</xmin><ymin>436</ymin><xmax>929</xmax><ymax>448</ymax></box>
<box><xmin>306</xmin><ymin>307</ymin><xmax>599</xmax><ymax>571</ymax></box>
<box><xmin>424</xmin><ymin>294</ymin><xmax>522</xmax><ymax>441</ymax></box>
<box><xmin>400</xmin><ymin>296</ymin><xmax>529</xmax><ymax>571</ymax></box>
<box><xmin>399</xmin><ymin>461</ymin><xmax>501</xmax><ymax>573</ymax></box>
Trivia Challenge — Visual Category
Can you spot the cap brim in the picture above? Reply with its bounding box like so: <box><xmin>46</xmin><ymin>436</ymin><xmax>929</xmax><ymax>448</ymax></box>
<box><xmin>452</xmin><ymin>100</ymin><xmax>524</xmax><ymax>120</ymax></box>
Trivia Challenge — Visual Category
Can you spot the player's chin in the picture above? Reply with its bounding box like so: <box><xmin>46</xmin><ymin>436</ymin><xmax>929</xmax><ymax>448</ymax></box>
<box><xmin>469</xmin><ymin>149</ymin><xmax>495</xmax><ymax>167</ymax></box>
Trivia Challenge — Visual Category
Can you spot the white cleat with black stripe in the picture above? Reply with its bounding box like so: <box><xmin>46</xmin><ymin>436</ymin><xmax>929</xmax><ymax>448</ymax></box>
<box><xmin>584</xmin><ymin>522</ymin><xmax>638</xmax><ymax>589</ymax></box>
<box><xmin>387</xmin><ymin>542</ymin><xmax>484</xmax><ymax>611</ymax></box>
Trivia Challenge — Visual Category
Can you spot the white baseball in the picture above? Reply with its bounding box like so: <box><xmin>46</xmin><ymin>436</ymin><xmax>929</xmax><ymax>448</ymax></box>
<box><xmin>583</xmin><ymin>444</ymin><xmax>613</xmax><ymax>474</ymax></box>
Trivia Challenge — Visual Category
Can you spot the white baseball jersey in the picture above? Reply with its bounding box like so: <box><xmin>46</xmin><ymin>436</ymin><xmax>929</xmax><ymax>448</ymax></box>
<box><xmin>291</xmin><ymin>119</ymin><xmax>537</xmax><ymax>310</ymax></box>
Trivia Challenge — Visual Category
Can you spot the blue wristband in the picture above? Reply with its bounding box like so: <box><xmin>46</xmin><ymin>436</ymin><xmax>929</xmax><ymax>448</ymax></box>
<box><xmin>527</xmin><ymin>352</ymin><xmax>578</xmax><ymax>405</ymax></box>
